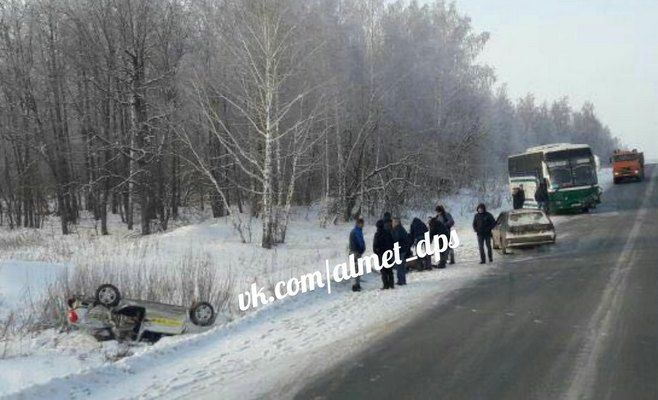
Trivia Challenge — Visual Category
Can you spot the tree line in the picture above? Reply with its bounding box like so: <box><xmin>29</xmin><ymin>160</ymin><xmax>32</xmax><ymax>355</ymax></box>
<box><xmin>0</xmin><ymin>0</ymin><xmax>619</xmax><ymax>247</ymax></box>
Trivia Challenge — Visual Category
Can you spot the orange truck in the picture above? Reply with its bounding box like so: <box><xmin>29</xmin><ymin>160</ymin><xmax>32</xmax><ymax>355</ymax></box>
<box><xmin>611</xmin><ymin>149</ymin><xmax>645</xmax><ymax>183</ymax></box>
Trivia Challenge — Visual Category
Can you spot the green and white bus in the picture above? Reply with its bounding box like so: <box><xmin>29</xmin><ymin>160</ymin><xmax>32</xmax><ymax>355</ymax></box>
<box><xmin>508</xmin><ymin>143</ymin><xmax>601</xmax><ymax>213</ymax></box>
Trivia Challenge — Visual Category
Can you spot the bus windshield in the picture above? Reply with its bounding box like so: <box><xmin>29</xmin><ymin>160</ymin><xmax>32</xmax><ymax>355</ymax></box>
<box><xmin>573</xmin><ymin>164</ymin><xmax>595</xmax><ymax>186</ymax></box>
<box><xmin>549</xmin><ymin>165</ymin><xmax>573</xmax><ymax>187</ymax></box>
<box><xmin>546</xmin><ymin>152</ymin><xmax>597</xmax><ymax>188</ymax></box>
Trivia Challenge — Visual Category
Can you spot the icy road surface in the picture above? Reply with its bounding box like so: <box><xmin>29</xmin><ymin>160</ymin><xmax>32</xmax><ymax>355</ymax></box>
<box><xmin>299</xmin><ymin>166</ymin><xmax>658</xmax><ymax>399</ymax></box>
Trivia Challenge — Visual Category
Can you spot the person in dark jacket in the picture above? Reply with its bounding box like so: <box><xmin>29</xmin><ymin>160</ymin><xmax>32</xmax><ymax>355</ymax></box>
<box><xmin>373</xmin><ymin>219</ymin><xmax>395</xmax><ymax>289</ymax></box>
<box><xmin>410</xmin><ymin>217</ymin><xmax>428</xmax><ymax>241</ymax></box>
<box><xmin>534</xmin><ymin>179</ymin><xmax>549</xmax><ymax>213</ymax></box>
<box><xmin>435</xmin><ymin>205</ymin><xmax>456</xmax><ymax>264</ymax></box>
<box><xmin>382</xmin><ymin>211</ymin><xmax>393</xmax><ymax>233</ymax></box>
<box><xmin>512</xmin><ymin>185</ymin><xmax>526</xmax><ymax>209</ymax></box>
<box><xmin>348</xmin><ymin>217</ymin><xmax>366</xmax><ymax>292</ymax></box>
<box><xmin>472</xmin><ymin>203</ymin><xmax>496</xmax><ymax>264</ymax></box>
<box><xmin>409</xmin><ymin>217</ymin><xmax>430</xmax><ymax>270</ymax></box>
<box><xmin>391</xmin><ymin>217</ymin><xmax>410</xmax><ymax>285</ymax></box>
<box><xmin>428</xmin><ymin>216</ymin><xmax>450</xmax><ymax>268</ymax></box>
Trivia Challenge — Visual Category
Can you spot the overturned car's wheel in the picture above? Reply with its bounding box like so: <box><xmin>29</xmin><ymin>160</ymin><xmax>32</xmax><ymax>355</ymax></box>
<box><xmin>190</xmin><ymin>302</ymin><xmax>215</xmax><ymax>327</ymax></box>
<box><xmin>95</xmin><ymin>284</ymin><xmax>121</xmax><ymax>307</ymax></box>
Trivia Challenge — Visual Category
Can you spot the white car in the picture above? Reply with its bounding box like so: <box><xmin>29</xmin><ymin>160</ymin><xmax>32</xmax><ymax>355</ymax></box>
<box><xmin>67</xmin><ymin>284</ymin><xmax>216</xmax><ymax>342</ymax></box>
<box><xmin>492</xmin><ymin>209</ymin><xmax>556</xmax><ymax>254</ymax></box>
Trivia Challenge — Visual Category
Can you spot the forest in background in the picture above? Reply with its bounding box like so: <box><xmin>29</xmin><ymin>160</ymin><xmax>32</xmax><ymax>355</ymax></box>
<box><xmin>0</xmin><ymin>0</ymin><xmax>619</xmax><ymax>247</ymax></box>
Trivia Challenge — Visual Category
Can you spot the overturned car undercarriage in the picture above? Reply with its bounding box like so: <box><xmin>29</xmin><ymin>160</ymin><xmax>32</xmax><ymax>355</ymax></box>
<box><xmin>67</xmin><ymin>284</ymin><xmax>216</xmax><ymax>343</ymax></box>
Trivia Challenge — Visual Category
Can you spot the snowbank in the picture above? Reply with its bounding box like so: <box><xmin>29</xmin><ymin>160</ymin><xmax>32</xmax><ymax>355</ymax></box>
<box><xmin>0</xmin><ymin>330</ymin><xmax>136</xmax><ymax>395</ymax></box>
<box><xmin>3</xmin><ymin>229</ymin><xmax>489</xmax><ymax>399</ymax></box>
<box><xmin>0</xmin><ymin>202</ymin><xmax>494</xmax><ymax>399</ymax></box>
<box><xmin>598</xmin><ymin>167</ymin><xmax>614</xmax><ymax>193</ymax></box>
<box><xmin>0</xmin><ymin>261</ymin><xmax>69</xmax><ymax>317</ymax></box>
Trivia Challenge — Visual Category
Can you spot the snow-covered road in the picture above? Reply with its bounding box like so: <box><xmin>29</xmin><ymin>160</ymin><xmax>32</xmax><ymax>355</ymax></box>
<box><xmin>297</xmin><ymin>167</ymin><xmax>657</xmax><ymax>400</ymax></box>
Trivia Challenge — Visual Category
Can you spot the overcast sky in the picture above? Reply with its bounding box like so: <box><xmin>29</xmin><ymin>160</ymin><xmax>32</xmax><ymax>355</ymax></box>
<box><xmin>452</xmin><ymin>0</ymin><xmax>658</xmax><ymax>159</ymax></box>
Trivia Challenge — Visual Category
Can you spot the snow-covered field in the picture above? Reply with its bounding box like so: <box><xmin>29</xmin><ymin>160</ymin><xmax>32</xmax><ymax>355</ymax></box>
<box><xmin>0</xmin><ymin>169</ymin><xmax>612</xmax><ymax>399</ymax></box>
<box><xmin>0</xmin><ymin>261</ymin><xmax>69</xmax><ymax>316</ymax></box>
<box><xmin>0</xmin><ymin>210</ymin><xmax>491</xmax><ymax>398</ymax></box>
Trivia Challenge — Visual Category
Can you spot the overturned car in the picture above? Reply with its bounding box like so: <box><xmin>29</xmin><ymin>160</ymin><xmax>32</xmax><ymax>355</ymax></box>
<box><xmin>67</xmin><ymin>284</ymin><xmax>216</xmax><ymax>342</ymax></box>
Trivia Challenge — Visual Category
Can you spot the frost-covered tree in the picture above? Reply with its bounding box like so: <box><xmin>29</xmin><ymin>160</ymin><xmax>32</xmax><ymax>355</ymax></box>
<box><xmin>0</xmin><ymin>0</ymin><xmax>620</xmax><ymax>243</ymax></box>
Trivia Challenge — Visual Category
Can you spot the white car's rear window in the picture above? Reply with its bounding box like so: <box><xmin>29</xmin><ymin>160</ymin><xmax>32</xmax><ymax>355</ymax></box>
<box><xmin>508</xmin><ymin>212</ymin><xmax>550</xmax><ymax>226</ymax></box>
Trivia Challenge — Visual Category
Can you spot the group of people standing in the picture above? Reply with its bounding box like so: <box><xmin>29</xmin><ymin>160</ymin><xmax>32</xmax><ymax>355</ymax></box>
<box><xmin>348</xmin><ymin>180</ymin><xmax>553</xmax><ymax>290</ymax></box>
<box><xmin>512</xmin><ymin>179</ymin><xmax>549</xmax><ymax>213</ymax></box>
<box><xmin>348</xmin><ymin>205</ymin><xmax>457</xmax><ymax>292</ymax></box>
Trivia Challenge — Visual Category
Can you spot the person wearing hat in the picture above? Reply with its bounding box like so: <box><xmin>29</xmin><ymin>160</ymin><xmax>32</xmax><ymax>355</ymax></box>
<box><xmin>428</xmin><ymin>214</ymin><xmax>450</xmax><ymax>268</ymax></box>
<box><xmin>373</xmin><ymin>219</ymin><xmax>395</xmax><ymax>289</ymax></box>
<box><xmin>435</xmin><ymin>205</ymin><xmax>456</xmax><ymax>265</ymax></box>
<box><xmin>391</xmin><ymin>216</ymin><xmax>411</xmax><ymax>285</ymax></box>
<box><xmin>472</xmin><ymin>203</ymin><xmax>496</xmax><ymax>264</ymax></box>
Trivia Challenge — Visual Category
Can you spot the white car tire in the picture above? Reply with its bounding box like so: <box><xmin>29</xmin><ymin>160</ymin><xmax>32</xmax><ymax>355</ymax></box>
<box><xmin>95</xmin><ymin>284</ymin><xmax>121</xmax><ymax>307</ymax></box>
<box><xmin>190</xmin><ymin>302</ymin><xmax>215</xmax><ymax>327</ymax></box>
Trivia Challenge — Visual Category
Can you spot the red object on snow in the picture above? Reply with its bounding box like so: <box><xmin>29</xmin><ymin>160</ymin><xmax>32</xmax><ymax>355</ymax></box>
<box><xmin>68</xmin><ymin>309</ymin><xmax>78</xmax><ymax>324</ymax></box>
